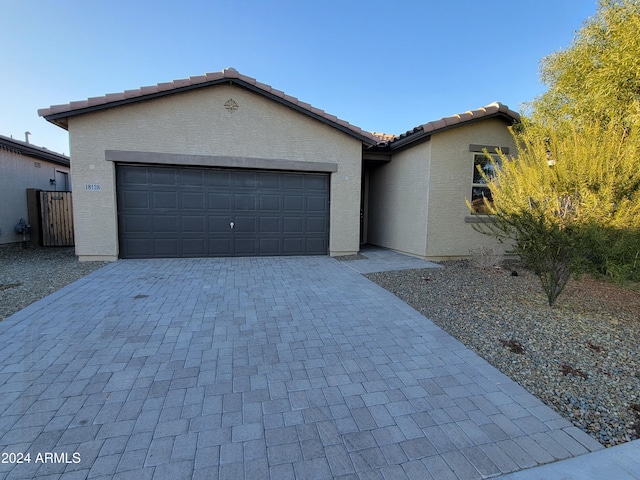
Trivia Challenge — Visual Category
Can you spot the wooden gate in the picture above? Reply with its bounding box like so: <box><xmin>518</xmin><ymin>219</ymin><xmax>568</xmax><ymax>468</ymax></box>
<box><xmin>40</xmin><ymin>191</ymin><xmax>74</xmax><ymax>246</ymax></box>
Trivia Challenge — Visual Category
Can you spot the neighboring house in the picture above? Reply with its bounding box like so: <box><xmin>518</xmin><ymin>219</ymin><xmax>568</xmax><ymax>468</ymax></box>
<box><xmin>0</xmin><ymin>135</ymin><xmax>70</xmax><ymax>245</ymax></box>
<box><xmin>38</xmin><ymin>68</ymin><xmax>519</xmax><ymax>261</ymax></box>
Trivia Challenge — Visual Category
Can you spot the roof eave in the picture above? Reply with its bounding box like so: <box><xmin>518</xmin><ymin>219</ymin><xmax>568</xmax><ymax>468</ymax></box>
<box><xmin>390</xmin><ymin>111</ymin><xmax>518</xmax><ymax>151</ymax></box>
<box><xmin>0</xmin><ymin>135</ymin><xmax>69</xmax><ymax>166</ymax></box>
<box><xmin>41</xmin><ymin>77</ymin><xmax>378</xmax><ymax>146</ymax></box>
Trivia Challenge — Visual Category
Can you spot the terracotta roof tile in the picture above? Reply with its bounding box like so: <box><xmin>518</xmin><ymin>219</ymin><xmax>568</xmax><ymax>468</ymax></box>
<box><xmin>69</xmin><ymin>100</ymin><xmax>88</xmax><ymax>110</ymax></box>
<box><xmin>204</xmin><ymin>71</ymin><xmax>224</xmax><ymax>81</ymax></box>
<box><xmin>384</xmin><ymin>102</ymin><xmax>519</xmax><ymax>149</ymax></box>
<box><xmin>139</xmin><ymin>86</ymin><xmax>159</xmax><ymax>95</ymax></box>
<box><xmin>38</xmin><ymin>67</ymin><xmax>378</xmax><ymax>143</ymax></box>
<box><xmin>34</xmin><ymin>65</ymin><xmax>376</xmax><ymax>142</ymax></box>
<box><xmin>38</xmin><ymin>69</ymin><xmax>517</xmax><ymax>148</ymax></box>
<box><xmin>156</xmin><ymin>82</ymin><xmax>175</xmax><ymax>92</ymax></box>
<box><xmin>253</xmin><ymin>80</ymin><xmax>271</xmax><ymax>91</ymax></box>
<box><xmin>223</xmin><ymin>67</ymin><xmax>239</xmax><ymax>78</ymax></box>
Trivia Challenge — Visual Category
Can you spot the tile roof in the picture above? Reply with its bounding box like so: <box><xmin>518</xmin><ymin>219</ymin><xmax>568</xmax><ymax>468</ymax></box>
<box><xmin>385</xmin><ymin>102</ymin><xmax>521</xmax><ymax>149</ymax></box>
<box><xmin>370</xmin><ymin>132</ymin><xmax>396</xmax><ymax>142</ymax></box>
<box><xmin>38</xmin><ymin>68</ymin><xmax>379</xmax><ymax>145</ymax></box>
<box><xmin>0</xmin><ymin>134</ymin><xmax>69</xmax><ymax>167</ymax></box>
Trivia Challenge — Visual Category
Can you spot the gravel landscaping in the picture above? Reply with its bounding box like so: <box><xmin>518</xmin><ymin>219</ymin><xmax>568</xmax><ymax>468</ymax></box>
<box><xmin>366</xmin><ymin>260</ymin><xmax>640</xmax><ymax>448</ymax></box>
<box><xmin>1</xmin><ymin>244</ymin><xmax>638</xmax><ymax>449</ymax></box>
<box><xmin>0</xmin><ymin>244</ymin><xmax>107</xmax><ymax>321</ymax></box>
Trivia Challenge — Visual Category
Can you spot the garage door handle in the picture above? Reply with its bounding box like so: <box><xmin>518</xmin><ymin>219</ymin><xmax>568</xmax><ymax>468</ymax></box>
<box><xmin>230</xmin><ymin>222</ymin><xmax>235</xmax><ymax>229</ymax></box>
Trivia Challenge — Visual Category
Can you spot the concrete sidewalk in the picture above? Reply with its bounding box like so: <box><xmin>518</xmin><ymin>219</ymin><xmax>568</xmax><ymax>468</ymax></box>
<box><xmin>495</xmin><ymin>438</ymin><xmax>640</xmax><ymax>479</ymax></box>
<box><xmin>0</xmin><ymin>253</ymin><xmax>611</xmax><ymax>479</ymax></box>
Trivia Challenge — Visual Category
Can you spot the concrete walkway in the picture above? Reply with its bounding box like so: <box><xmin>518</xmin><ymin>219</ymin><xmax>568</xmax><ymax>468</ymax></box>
<box><xmin>0</xmin><ymin>252</ymin><xmax>618</xmax><ymax>479</ymax></box>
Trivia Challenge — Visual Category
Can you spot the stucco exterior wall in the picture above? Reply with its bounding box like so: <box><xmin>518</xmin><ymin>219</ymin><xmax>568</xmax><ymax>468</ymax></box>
<box><xmin>426</xmin><ymin>118</ymin><xmax>517</xmax><ymax>259</ymax></box>
<box><xmin>67</xmin><ymin>84</ymin><xmax>362</xmax><ymax>260</ymax></box>
<box><xmin>0</xmin><ymin>148</ymin><xmax>70</xmax><ymax>245</ymax></box>
<box><xmin>367</xmin><ymin>141</ymin><xmax>430</xmax><ymax>257</ymax></box>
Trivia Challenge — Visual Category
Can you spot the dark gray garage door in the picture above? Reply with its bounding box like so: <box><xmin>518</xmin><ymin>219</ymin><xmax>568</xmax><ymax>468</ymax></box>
<box><xmin>116</xmin><ymin>164</ymin><xmax>329</xmax><ymax>258</ymax></box>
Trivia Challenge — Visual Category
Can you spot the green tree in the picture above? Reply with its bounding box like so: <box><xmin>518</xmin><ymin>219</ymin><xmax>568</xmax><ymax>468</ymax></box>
<box><xmin>531</xmin><ymin>0</ymin><xmax>640</xmax><ymax>127</ymax></box>
<box><xmin>473</xmin><ymin>121</ymin><xmax>640</xmax><ymax>306</ymax></box>
<box><xmin>471</xmin><ymin>0</ymin><xmax>640</xmax><ymax>305</ymax></box>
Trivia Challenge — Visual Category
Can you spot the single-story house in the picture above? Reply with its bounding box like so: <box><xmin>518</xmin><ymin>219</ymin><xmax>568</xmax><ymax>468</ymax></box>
<box><xmin>38</xmin><ymin>68</ymin><xmax>519</xmax><ymax>261</ymax></box>
<box><xmin>0</xmin><ymin>134</ymin><xmax>70</xmax><ymax>245</ymax></box>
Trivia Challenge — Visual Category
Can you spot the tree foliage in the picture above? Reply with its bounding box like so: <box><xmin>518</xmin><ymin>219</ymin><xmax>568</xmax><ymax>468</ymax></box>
<box><xmin>473</xmin><ymin>122</ymin><xmax>640</xmax><ymax>305</ymax></box>
<box><xmin>530</xmin><ymin>0</ymin><xmax>640</xmax><ymax>127</ymax></box>
<box><xmin>470</xmin><ymin>0</ymin><xmax>640</xmax><ymax>306</ymax></box>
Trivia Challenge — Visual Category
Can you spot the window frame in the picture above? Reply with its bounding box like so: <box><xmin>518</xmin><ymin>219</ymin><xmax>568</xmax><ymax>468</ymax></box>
<box><xmin>470</xmin><ymin>152</ymin><xmax>501</xmax><ymax>214</ymax></box>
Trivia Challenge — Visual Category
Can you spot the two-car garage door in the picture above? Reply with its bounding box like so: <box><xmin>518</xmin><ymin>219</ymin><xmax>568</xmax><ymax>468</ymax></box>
<box><xmin>116</xmin><ymin>164</ymin><xmax>329</xmax><ymax>258</ymax></box>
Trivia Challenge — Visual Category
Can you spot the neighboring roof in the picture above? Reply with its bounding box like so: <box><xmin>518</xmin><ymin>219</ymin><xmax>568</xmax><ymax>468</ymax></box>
<box><xmin>0</xmin><ymin>134</ymin><xmax>70</xmax><ymax>167</ymax></box>
<box><xmin>370</xmin><ymin>132</ymin><xmax>396</xmax><ymax>142</ymax></box>
<box><xmin>382</xmin><ymin>102</ymin><xmax>521</xmax><ymax>150</ymax></box>
<box><xmin>38</xmin><ymin>68</ymin><xmax>379</xmax><ymax>146</ymax></box>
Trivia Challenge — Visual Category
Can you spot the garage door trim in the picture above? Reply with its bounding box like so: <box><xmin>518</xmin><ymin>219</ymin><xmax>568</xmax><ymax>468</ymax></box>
<box><xmin>106</xmin><ymin>149</ymin><xmax>338</xmax><ymax>173</ymax></box>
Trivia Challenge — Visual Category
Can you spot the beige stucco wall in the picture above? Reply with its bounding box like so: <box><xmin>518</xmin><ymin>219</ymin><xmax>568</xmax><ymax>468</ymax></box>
<box><xmin>0</xmin><ymin>148</ymin><xmax>70</xmax><ymax>245</ymax></box>
<box><xmin>367</xmin><ymin>140</ymin><xmax>431</xmax><ymax>257</ymax></box>
<box><xmin>67</xmin><ymin>84</ymin><xmax>363</xmax><ymax>260</ymax></box>
<box><xmin>425</xmin><ymin>118</ymin><xmax>517</xmax><ymax>259</ymax></box>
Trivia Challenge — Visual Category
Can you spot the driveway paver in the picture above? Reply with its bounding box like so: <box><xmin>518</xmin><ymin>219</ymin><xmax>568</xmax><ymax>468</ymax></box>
<box><xmin>0</xmin><ymin>255</ymin><xmax>604</xmax><ymax>479</ymax></box>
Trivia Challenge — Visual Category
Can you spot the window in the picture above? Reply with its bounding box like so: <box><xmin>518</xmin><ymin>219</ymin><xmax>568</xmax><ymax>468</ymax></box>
<box><xmin>470</xmin><ymin>153</ymin><xmax>500</xmax><ymax>214</ymax></box>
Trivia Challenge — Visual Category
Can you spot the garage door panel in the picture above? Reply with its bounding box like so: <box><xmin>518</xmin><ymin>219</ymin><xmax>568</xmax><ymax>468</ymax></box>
<box><xmin>306</xmin><ymin>238</ymin><xmax>326</xmax><ymax>254</ymax></box>
<box><xmin>259</xmin><ymin>238</ymin><xmax>280</xmax><ymax>254</ymax></box>
<box><xmin>208</xmin><ymin>193</ymin><xmax>231</xmax><ymax>210</ymax></box>
<box><xmin>209</xmin><ymin>216</ymin><xmax>232</xmax><ymax>233</ymax></box>
<box><xmin>183</xmin><ymin>238</ymin><xmax>206</xmax><ymax>256</ymax></box>
<box><xmin>153</xmin><ymin>215</ymin><xmax>178</xmax><ymax>233</ymax></box>
<box><xmin>208</xmin><ymin>170</ymin><xmax>231</xmax><ymax>187</ymax></box>
<box><xmin>154</xmin><ymin>238</ymin><xmax>179</xmax><ymax>256</ymax></box>
<box><xmin>235</xmin><ymin>171</ymin><xmax>257</xmax><ymax>188</ymax></box>
<box><xmin>283</xmin><ymin>175</ymin><xmax>304</xmax><ymax>189</ymax></box>
<box><xmin>122</xmin><ymin>239</ymin><xmax>153</xmax><ymax>257</ymax></box>
<box><xmin>306</xmin><ymin>217</ymin><xmax>327</xmax><ymax>233</ymax></box>
<box><xmin>181</xmin><ymin>170</ymin><xmax>205</xmax><ymax>187</ymax></box>
<box><xmin>152</xmin><ymin>169</ymin><xmax>177</xmax><ymax>185</ymax></box>
<box><xmin>152</xmin><ymin>191</ymin><xmax>178</xmax><ymax>209</ymax></box>
<box><xmin>283</xmin><ymin>238</ymin><xmax>304</xmax><ymax>254</ymax></box>
<box><xmin>284</xmin><ymin>195</ymin><xmax>304</xmax><ymax>211</ymax></box>
<box><xmin>120</xmin><ymin>169</ymin><xmax>148</xmax><ymax>185</ymax></box>
<box><xmin>181</xmin><ymin>192</ymin><xmax>205</xmax><ymax>210</ymax></box>
<box><xmin>306</xmin><ymin>175</ymin><xmax>327</xmax><ymax>191</ymax></box>
<box><xmin>208</xmin><ymin>238</ymin><xmax>232</xmax><ymax>256</ymax></box>
<box><xmin>121</xmin><ymin>191</ymin><xmax>149</xmax><ymax>209</ymax></box>
<box><xmin>259</xmin><ymin>194</ymin><xmax>280</xmax><ymax>210</ymax></box>
<box><xmin>182</xmin><ymin>216</ymin><xmax>205</xmax><ymax>233</ymax></box>
<box><xmin>259</xmin><ymin>173</ymin><xmax>281</xmax><ymax>189</ymax></box>
<box><xmin>307</xmin><ymin>195</ymin><xmax>328</xmax><ymax>212</ymax></box>
<box><xmin>234</xmin><ymin>238</ymin><xmax>257</xmax><ymax>255</ymax></box>
<box><xmin>259</xmin><ymin>217</ymin><xmax>280</xmax><ymax>233</ymax></box>
<box><xmin>117</xmin><ymin>165</ymin><xmax>329</xmax><ymax>258</ymax></box>
<box><xmin>121</xmin><ymin>215</ymin><xmax>151</xmax><ymax>233</ymax></box>
<box><xmin>234</xmin><ymin>194</ymin><xmax>256</xmax><ymax>211</ymax></box>
<box><xmin>234</xmin><ymin>216</ymin><xmax>256</xmax><ymax>233</ymax></box>
<box><xmin>284</xmin><ymin>217</ymin><xmax>303</xmax><ymax>233</ymax></box>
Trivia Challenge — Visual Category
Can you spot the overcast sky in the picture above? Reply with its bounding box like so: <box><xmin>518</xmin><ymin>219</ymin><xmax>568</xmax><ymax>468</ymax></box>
<box><xmin>2</xmin><ymin>0</ymin><xmax>597</xmax><ymax>156</ymax></box>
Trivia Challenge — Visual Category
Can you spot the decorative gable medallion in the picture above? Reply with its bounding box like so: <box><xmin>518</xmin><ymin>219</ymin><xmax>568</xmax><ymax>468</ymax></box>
<box><xmin>224</xmin><ymin>99</ymin><xmax>239</xmax><ymax>113</ymax></box>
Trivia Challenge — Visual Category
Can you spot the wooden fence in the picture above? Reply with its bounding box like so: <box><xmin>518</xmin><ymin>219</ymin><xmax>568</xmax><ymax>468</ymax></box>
<box><xmin>26</xmin><ymin>189</ymin><xmax>74</xmax><ymax>246</ymax></box>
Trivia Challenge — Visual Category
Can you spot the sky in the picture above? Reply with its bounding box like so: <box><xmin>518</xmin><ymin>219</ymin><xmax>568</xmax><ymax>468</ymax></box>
<box><xmin>2</xmin><ymin>0</ymin><xmax>598</xmax><ymax>156</ymax></box>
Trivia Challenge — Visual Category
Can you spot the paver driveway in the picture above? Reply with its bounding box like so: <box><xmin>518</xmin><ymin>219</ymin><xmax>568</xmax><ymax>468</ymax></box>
<box><xmin>0</xmin><ymin>255</ymin><xmax>602</xmax><ymax>479</ymax></box>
